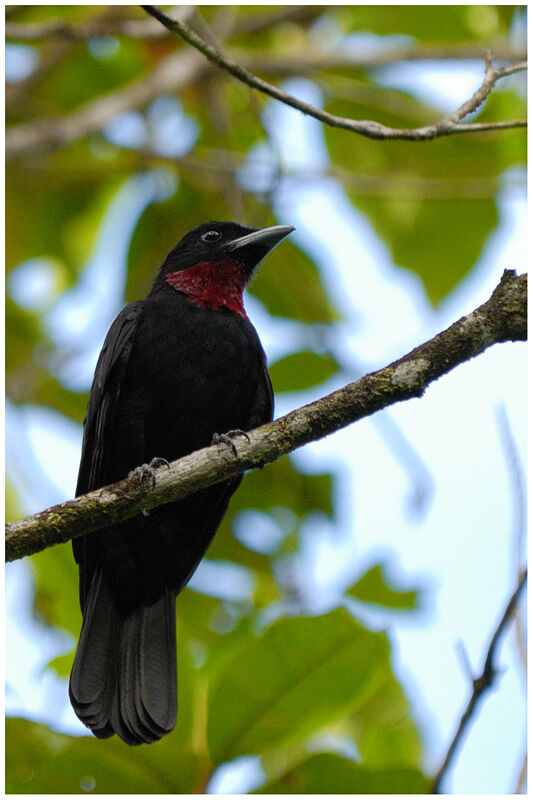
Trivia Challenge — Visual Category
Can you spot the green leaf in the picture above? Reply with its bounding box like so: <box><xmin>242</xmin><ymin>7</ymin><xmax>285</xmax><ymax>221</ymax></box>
<box><xmin>476</xmin><ymin>88</ymin><xmax>527</xmax><ymax>166</ymax></box>
<box><xmin>6</xmin><ymin>296</ymin><xmax>87</xmax><ymax>421</ymax></box>
<box><xmin>5</xmin><ymin>297</ymin><xmax>43</xmax><ymax>372</ymax></box>
<box><xmin>347</xmin><ymin>669</ymin><xmax>423</xmax><ymax>768</ymax></box>
<box><xmin>11</xmin><ymin>6</ymin><xmax>109</xmax><ymax>23</ymax></box>
<box><xmin>356</xmin><ymin>193</ymin><xmax>498</xmax><ymax>306</ymax></box>
<box><xmin>5</xmin><ymin>717</ymin><xmax>202</xmax><ymax>794</ymax></box>
<box><xmin>269</xmin><ymin>351</ymin><xmax>340</xmax><ymax>393</ymax></box>
<box><xmin>347</xmin><ymin>562</ymin><xmax>421</xmax><ymax>611</ymax></box>
<box><xmin>5</xmin><ymin>479</ymin><xmax>24</xmax><ymax>524</ymax></box>
<box><xmin>334</xmin><ymin>4</ymin><xmax>513</xmax><ymax>41</ymax></box>
<box><xmin>5</xmin><ymin>171</ymin><xmax>118</xmax><ymax>278</ymax></box>
<box><xmin>29</xmin><ymin>376</ymin><xmax>88</xmax><ymax>425</ymax></box>
<box><xmin>249</xmin><ymin>238</ymin><xmax>340</xmax><ymax>323</ymax></box>
<box><xmin>231</xmin><ymin>456</ymin><xmax>334</xmax><ymax>519</ymax></box>
<box><xmin>176</xmin><ymin>585</ymin><xmax>224</xmax><ymax>643</ymax></box>
<box><xmin>45</xmin><ymin>651</ymin><xmax>74</xmax><ymax>678</ymax></box>
<box><xmin>255</xmin><ymin>752</ymin><xmax>430</xmax><ymax>794</ymax></box>
<box><xmin>30</xmin><ymin>543</ymin><xmax>81</xmax><ymax>638</ymax></box>
<box><xmin>322</xmin><ymin>83</ymin><xmax>522</xmax><ymax>304</ymax></box>
<box><xmin>204</xmin><ymin>523</ymin><xmax>276</xmax><ymax>582</ymax></box>
<box><xmin>34</xmin><ymin>37</ymin><xmax>147</xmax><ymax>112</ymax></box>
<box><xmin>182</xmin><ymin>80</ymin><xmax>265</xmax><ymax>154</ymax></box>
<box><xmin>207</xmin><ymin>607</ymin><xmax>390</xmax><ymax>764</ymax></box>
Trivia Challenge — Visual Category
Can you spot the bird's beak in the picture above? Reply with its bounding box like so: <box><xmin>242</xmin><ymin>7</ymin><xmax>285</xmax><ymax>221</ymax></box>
<box><xmin>224</xmin><ymin>224</ymin><xmax>294</xmax><ymax>268</ymax></box>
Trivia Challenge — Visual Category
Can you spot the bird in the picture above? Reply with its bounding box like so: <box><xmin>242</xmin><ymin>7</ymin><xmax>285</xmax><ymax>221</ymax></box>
<box><xmin>69</xmin><ymin>221</ymin><xmax>294</xmax><ymax>745</ymax></box>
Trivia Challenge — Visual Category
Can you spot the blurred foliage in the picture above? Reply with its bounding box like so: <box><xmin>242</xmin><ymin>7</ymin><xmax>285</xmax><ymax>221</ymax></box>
<box><xmin>207</xmin><ymin>608</ymin><xmax>407</xmax><ymax>766</ymax></box>
<box><xmin>348</xmin><ymin>561</ymin><xmax>422</xmax><ymax>610</ymax></box>
<box><xmin>256</xmin><ymin>753</ymin><xmax>430</xmax><ymax>794</ymax></box>
<box><xmin>6</xmin><ymin>3</ymin><xmax>525</xmax><ymax>794</ymax></box>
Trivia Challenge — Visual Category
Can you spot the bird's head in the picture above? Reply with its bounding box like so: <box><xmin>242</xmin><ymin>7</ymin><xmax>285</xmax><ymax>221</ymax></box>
<box><xmin>152</xmin><ymin>221</ymin><xmax>294</xmax><ymax>317</ymax></box>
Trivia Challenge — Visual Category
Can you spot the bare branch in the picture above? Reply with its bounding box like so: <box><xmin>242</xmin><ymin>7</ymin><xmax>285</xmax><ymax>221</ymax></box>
<box><xmin>6</xmin><ymin>6</ymin><xmax>121</xmax><ymax>112</ymax></box>
<box><xmin>142</xmin><ymin>6</ymin><xmax>526</xmax><ymax>140</ymax></box>
<box><xmin>5</xmin><ymin>7</ymin><xmax>327</xmax><ymax>160</ymax></box>
<box><xmin>7</xmin><ymin>13</ymin><xmax>525</xmax><ymax>67</ymax></box>
<box><xmin>496</xmin><ymin>405</ymin><xmax>527</xmax><ymax>682</ymax></box>
<box><xmin>241</xmin><ymin>44</ymin><xmax>527</xmax><ymax>76</ymax></box>
<box><xmin>515</xmin><ymin>751</ymin><xmax>527</xmax><ymax>794</ymax></box>
<box><xmin>24</xmin><ymin>140</ymin><xmax>526</xmax><ymax>200</ymax></box>
<box><xmin>6</xmin><ymin>11</ymin><xmax>526</xmax><ymax>160</ymax></box>
<box><xmin>431</xmin><ymin>570</ymin><xmax>527</xmax><ymax>793</ymax></box>
<box><xmin>5</xmin><ymin>15</ymin><xmax>168</xmax><ymax>40</ymax></box>
<box><xmin>5</xmin><ymin>270</ymin><xmax>526</xmax><ymax>563</ymax></box>
<box><xmin>5</xmin><ymin>5</ymin><xmax>329</xmax><ymax>41</ymax></box>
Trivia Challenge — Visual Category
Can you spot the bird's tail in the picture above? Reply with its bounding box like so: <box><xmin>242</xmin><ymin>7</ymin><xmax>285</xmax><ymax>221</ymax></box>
<box><xmin>69</xmin><ymin>568</ymin><xmax>177</xmax><ymax>745</ymax></box>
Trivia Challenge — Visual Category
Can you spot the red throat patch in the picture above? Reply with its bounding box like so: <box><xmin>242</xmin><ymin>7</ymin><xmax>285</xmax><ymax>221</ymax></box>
<box><xmin>165</xmin><ymin>259</ymin><xmax>249</xmax><ymax>318</ymax></box>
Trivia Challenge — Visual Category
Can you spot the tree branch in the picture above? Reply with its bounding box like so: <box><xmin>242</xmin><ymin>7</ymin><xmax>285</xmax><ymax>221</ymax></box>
<box><xmin>6</xmin><ymin>16</ymin><xmax>525</xmax><ymax>66</ymax></box>
<box><xmin>431</xmin><ymin>570</ymin><xmax>528</xmax><ymax>793</ymax></box>
<box><xmin>240</xmin><ymin>44</ymin><xmax>527</xmax><ymax>76</ymax></box>
<box><xmin>5</xmin><ymin>9</ymin><xmax>212</xmax><ymax>160</ymax></box>
<box><xmin>6</xmin><ymin>11</ymin><xmax>526</xmax><ymax>160</ymax></box>
<box><xmin>5</xmin><ymin>270</ymin><xmax>526</xmax><ymax>563</ymax></box>
<box><xmin>142</xmin><ymin>5</ymin><xmax>526</xmax><ymax>140</ymax></box>
<box><xmin>5</xmin><ymin>7</ymin><xmax>329</xmax><ymax>159</ymax></box>
<box><xmin>5</xmin><ymin>6</ymin><xmax>328</xmax><ymax>41</ymax></box>
<box><xmin>5</xmin><ymin>15</ymin><xmax>170</xmax><ymax>40</ymax></box>
<box><xmin>21</xmin><ymin>141</ymin><xmax>526</xmax><ymax>200</ymax></box>
<box><xmin>515</xmin><ymin>751</ymin><xmax>527</xmax><ymax>794</ymax></box>
<box><xmin>496</xmin><ymin>405</ymin><xmax>527</xmax><ymax>682</ymax></box>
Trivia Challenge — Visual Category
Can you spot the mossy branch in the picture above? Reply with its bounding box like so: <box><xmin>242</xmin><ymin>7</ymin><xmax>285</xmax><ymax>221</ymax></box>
<box><xmin>5</xmin><ymin>270</ymin><xmax>526</xmax><ymax>563</ymax></box>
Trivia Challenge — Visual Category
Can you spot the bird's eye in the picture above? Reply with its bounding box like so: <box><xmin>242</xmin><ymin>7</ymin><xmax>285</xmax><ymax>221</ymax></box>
<box><xmin>201</xmin><ymin>230</ymin><xmax>221</xmax><ymax>242</ymax></box>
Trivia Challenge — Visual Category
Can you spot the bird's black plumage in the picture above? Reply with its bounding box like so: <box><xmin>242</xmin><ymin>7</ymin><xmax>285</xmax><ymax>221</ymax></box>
<box><xmin>69</xmin><ymin>221</ymin><xmax>293</xmax><ymax>744</ymax></box>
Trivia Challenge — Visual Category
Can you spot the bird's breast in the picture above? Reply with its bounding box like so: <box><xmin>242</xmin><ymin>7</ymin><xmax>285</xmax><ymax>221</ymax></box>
<box><xmin>114</xmin><ymin>296</ymin><xmax>263</xmax><ymax>464</ymax></box>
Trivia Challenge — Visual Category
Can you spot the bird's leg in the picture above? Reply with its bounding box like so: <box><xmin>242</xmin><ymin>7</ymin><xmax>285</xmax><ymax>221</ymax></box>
<box><xmin>211</xmin><ymin>429</ymin><xmax>250</xmax><ymax>457</ymax></box>
<box><xmin>128</xmin><ymin>457</ymin><xmax>170</xmax><ymax>488</ymax></box>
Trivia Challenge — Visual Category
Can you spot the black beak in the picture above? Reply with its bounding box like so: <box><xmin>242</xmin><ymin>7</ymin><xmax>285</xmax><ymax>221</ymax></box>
<box><xmin>224</xmin><ymin>224</ymin><xmax>294</xmax><ymax>268</ymax></box>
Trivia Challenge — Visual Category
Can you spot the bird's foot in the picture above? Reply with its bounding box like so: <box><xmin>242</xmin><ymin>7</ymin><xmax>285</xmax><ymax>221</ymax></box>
<box><xmin>212</xmin><ymin>429</ymin><xmax>250</xmax><ymax>457</ymax></box>
<box><xmin>128</xmin><ymin>457</ymin><xmax>170</xmax><ymax>488</ymax></box>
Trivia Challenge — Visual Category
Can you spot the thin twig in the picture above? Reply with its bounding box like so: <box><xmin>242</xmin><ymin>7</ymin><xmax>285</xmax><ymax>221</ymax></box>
<box><xmin>5</xmin><ymin>6</ymin><xmax>328</xmax><ymax>41</ymax></box>
<box><xmin>6</xmin><ymin>17</ymin><xmax>526</xmax><ymax>160</ymax></box>
<box><xmin>6</xmin><ymin>5</ymin><xmax>122</xmax><ymax>109</ymax></box>
<box><xmin>515</xmin><ymin>751</ymin><xmax>527</xmax><ymax>794</ymax></box>
<box><xmin>4</xmin><ymin>270</ymin><xmax>526</xmax><ymax>562</ymax></box>
<box><xmin>16</xmin><ymin>137</ymin><xmax>526</xmax><ymax>200</ymax></box>
<box><xmin>5</xmin><ymin>14</ymin><xmax>206</xmax><ymax>159</ymax></box>
<box><xmin>496</xmin><ymin>405</ymin><xmax>527</xmax><ymax>682</ymax></box>
<box><xmin>240</xmin><ymin>44</ymin><xmax>527</xmax><ymax>75</ymax></box>
<box><xmin>431</xmin><ymin>570</ymin><xmax>528</xmax><ymax>793</ymax></box>
<box><xmin>5</xmin><ymin>16</ymin><xmax>170</xmax><ymax>40</ymax></box>
<box><xmin>197</xmin><ymin>10</ymin><xmax>246</xmax><ymax>221</ymax></box>
<box><xmin>142</xmin><ymin>6</ymin><xmax>526</xmax><ymax>140</ymax></box>
<box><xmin>6</xmin><ymin>16</ymin><xmax>526</xmax><ymax>68</ymax></box>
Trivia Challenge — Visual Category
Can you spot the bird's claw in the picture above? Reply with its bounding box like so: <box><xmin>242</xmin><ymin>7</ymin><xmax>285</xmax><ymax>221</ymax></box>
<box><xmin>128</xmin><ymin>457</ymin><xmax>170</xmax><ymax>488</ymax></box>
<box><xmin>148</xmin><ymin>457</ymin><xmax>170</xmax><ymax>470</ymax></box>
<box><xmin>212</xmin><ymin>429</ymin><xmax>250</xmax><ymax>457</ymax></box>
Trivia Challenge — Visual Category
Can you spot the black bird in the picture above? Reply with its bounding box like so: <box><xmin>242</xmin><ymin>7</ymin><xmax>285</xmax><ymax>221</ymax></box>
<box><xmin>69</xmin><ymin>221</ymin><xmax>293</xmax><ymax>745</ymax></box>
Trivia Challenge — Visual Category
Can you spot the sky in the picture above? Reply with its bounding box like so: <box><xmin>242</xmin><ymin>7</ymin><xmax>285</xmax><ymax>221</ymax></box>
<box><xmin>5</xmin><ymin>29</ymin><xmax>527</xmax><ymax>796</ymax></box>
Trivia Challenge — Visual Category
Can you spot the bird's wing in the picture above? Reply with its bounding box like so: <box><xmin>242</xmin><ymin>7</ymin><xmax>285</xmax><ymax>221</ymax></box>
<box><xmin>76</xmin><ymin>302</ymin><xmax>144</xmax><ymax>498</ymax></box>
<box><xmin>73</xmin><ymin>302</ymin><xmax>144</xmax><ymax>607</ymax></box>
<box><xmin>248</xmin><ymin>352</ymin><xmax>275</xmax><ymax>429</ymax></box>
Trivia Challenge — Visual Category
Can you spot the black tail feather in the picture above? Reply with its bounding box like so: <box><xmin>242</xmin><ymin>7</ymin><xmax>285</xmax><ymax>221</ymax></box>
<box><xmin>69</xmin><ymin>570</ymin><xmax>177</xmax><ymax>745</ymax></box>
